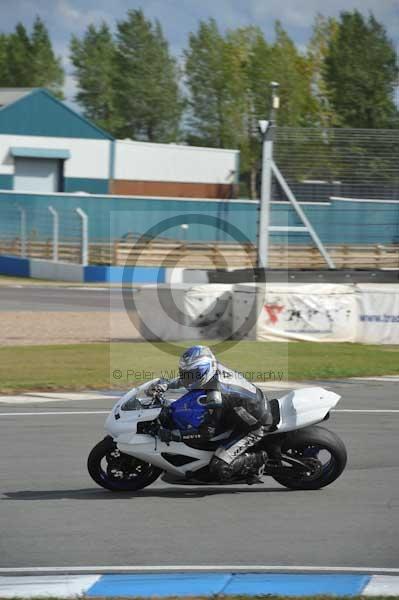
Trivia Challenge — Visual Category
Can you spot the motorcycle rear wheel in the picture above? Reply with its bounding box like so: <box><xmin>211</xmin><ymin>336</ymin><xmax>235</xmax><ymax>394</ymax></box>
<box><xmin>88</xmin><ymin>436</ymin><xmax>162</xmax><ymax>492</ymax></box>
<box><xmin>271</xmin><ymin>425</ymin><xmax>347</xmax><ymax>490</ymax></box>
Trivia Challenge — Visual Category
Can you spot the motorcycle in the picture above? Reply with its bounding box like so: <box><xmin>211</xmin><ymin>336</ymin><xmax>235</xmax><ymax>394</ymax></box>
<box><xmin>88</xmin><ymin>380</ymin><xmax>347</xmax><ymax>491</ymax></box>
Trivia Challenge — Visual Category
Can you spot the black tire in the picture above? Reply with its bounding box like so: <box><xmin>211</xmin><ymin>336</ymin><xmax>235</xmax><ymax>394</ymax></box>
<box><xmin>87</xmin><ymin>436</ymin><xmax>162</xmax><ymax>492</ymax></box>
<box><xmin>271</xmin><ymin>426</ymin><xmax>347</xmax><ymax>490</ymax></box>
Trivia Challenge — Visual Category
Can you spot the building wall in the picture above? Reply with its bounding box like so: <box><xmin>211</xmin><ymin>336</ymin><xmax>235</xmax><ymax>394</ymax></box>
<box><xmin>113</xmin><ymin>140</ymin><xmax>239</xmax><ymax>198</ymax></box>
<box><xmin>0</xmin><ymin>134</ymin><xmax>111</xmax><ymax>192</ymax></box>
<box><xmin>110</xmin><ymin>180</ymin><xmax>234</xmax><ymax>199</ymax></box>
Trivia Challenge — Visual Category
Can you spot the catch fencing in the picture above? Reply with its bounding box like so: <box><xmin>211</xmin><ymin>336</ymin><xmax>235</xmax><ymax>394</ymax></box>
<box><xmin>273</xmin><ymin>127</ymin><xmax>399</xmax><ymax>202</ymax></box>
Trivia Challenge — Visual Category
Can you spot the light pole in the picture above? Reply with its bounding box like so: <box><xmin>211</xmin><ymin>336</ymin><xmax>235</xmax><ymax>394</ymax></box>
<box><xmin>257</xmin><ymin>81</ymin><xmax>280</xmax><ymax>269</ymax></box>
<box><xmin>180</xmin><ymin>223</ymin><xmax>189</xmax><ymax>240</ymax></box>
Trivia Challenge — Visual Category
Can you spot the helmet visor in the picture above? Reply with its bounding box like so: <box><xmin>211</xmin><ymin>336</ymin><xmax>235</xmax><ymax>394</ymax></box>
<box><xmin>179</xmin><ymin>364</ymin><xmax>209</xmax><ymax>389</ymax></box>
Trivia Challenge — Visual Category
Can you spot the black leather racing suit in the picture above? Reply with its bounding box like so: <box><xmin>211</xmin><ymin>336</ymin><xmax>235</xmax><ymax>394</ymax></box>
<box><xmin>166</xmin><ymin>362</ymin><xmax>273</xmax><ymax>480</ymax></box>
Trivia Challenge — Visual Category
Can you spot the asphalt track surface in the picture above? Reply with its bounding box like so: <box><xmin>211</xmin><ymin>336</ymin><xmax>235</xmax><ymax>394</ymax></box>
<box><xmin>0</xmin><ymin>379</ymin><xmax>398</xmax><ymax>569</ymax></box>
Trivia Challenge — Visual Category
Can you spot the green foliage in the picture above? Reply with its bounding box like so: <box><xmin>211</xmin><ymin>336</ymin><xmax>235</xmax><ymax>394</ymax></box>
<box><xmin>0</xmin><ymin>34</ymin><xmax>8</xmax><ymax>83</ymax></box>
<box><xmin>185</xmin><ymin>19</ymin><xmax>236</xmax><ymax>148</ymax></box>
<box><xmin>269</xmin><ymin>22</ymin><xmax>316</xmax><ymax>127</ymax></box>
<box><xmin>324</xmin><ymin>10</ymin><xmax>399</xmax><ymax>128</ymax></box>
<box><xmin>0</xmin><ymin>18</ymin><xmax>64</xmax><ymax>96</ymax></box>
<box><xmin>113</xmin><ymin>9</ymin><xmax>183</xmax><ymax>141</ymax></box>
<box><xmin>184</xmin><ymin>19</ymin><xmax>317</xmax><ymax>197</ymax></box>
<box><xmin>30</xmin><ymin>17</ymin><xmax>64</xmax><ymax>98</ymax></box>
<box><xmin>307</xmin><ymin>14</ymin><xmax>339</xmax><ymax>127</ymax></box>
<box><xmin>70</xmin><ymin>23</ymin><xmax>117</xmax><ymax>133</ymax></box>
<box><xmin>3</xmin><ymin>23</ymin><xmax>33</xmax><ymax>86</ymax></box>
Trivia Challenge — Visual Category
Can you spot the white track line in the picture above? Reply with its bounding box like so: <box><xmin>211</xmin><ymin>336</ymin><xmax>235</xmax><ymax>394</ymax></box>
<box><xmin>0</xmin><ymin>565</ymin><xmax>398</xmax><ymax>575</ymax></box>
<box><xmin>332</xmin><ymin>409</ymin><xmax>399</xmax><ymax>413</ymax></box>
<box><xmin>0</xmin><ymin>411</ymin><xmax>109</xmax><ymax>416</ymax></box>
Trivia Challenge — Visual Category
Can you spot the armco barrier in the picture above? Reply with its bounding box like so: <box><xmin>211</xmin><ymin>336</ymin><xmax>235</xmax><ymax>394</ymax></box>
<box><xmin>0</xmin><ymin>256</ymin><xmax>167</xmax><ymax>284</ymax></box>
<box><xmin>84</xmin><ymin>265</ymin><xmax>165</xmax><ymax>283</ymax></box>
<box><xmin>30</xmin><ymin>258</ymin><xmax>84</xmax><ymax>282</ymax></box>
<box><xmin>0</xmin><ymin>255</ymin><xmax>30</xmax><ymax>277</ymax></box>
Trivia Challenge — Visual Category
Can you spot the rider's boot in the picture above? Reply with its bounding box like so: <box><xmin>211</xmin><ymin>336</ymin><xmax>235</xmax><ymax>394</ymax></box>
<box><xmin>228</xmin><ymin>450</ymin><xmax>268</xmax><ymax>484</ymax></box>
<box><xmin>244</xmin><ymin>450</ymin><xmax>268</xmax><ymax>485</ymax></box>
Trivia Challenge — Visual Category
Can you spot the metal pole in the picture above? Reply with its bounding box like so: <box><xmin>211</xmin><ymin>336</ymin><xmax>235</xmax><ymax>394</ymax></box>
<box><xmin>272</xmin><ymin>161</ymin><xmax>336</xmax><ymax>269</ymax></box>
<box><xmin>257</xmin><ymin>122</ymin><xmax>273</xmax><ymax>268</ymax></box>
<box><xmin>48</xmin><ymin>206</ymin><xmax>59</xmax><ymax>262</ymax></box>
<box><xmin>75</xmin><ymin>207</ymin><xmax>88</xmax><ymax>266</ymax></box>
<box><xmin>257</xmin><ymin>81</ymin><xmax>280</xmax><ymax>268</ymax></box>
<box><xmin>18</xmin><ymin>206</ymin><xmax>27</xmax><ymax>258</ymax></box>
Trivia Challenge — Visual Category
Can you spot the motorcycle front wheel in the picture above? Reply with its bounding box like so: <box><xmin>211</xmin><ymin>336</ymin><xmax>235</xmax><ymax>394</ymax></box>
<box><xmin>87</xmin><ymin>436</ymin><xmax>162</xmax><ymax>491</ymax></box>
<box><xmin>271</xmin><ymin>425</ymin><xmax>347</xmax><ymax>490</ymax></box>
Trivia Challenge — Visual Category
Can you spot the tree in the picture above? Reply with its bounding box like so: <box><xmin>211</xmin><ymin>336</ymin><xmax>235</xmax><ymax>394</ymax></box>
<box><xmin>5</xmin><ymin>23</ymin><xmax>33</xmax><ymax>87</ymax></box>
<box><xmin>185</xmin><ymin>19</ymin><xmax>235</xmax><ymax>147</ymax></box>
<box><xmin>324</xmin><ymin>11</ymin><xmax>399</xmax><ymax>128</ymax></box>
<box><xmin>114</xmin><ymin>9</ymin><xmax>183</xmax><ymax>141</ymax></box>
<box><xmin>0</xmin><ymin>18</ymin><xmax>64</xmax><ymax>95</ymax></box>
<box><xmin>70</xmin><ymin>23</ymin><xmax>117</xmax><ymax>132</ymax></box>
<box><xmin>0</xmin><ymin>35</ymin><xmax>8</xmax><ymax>83</ymax></box>
<box><xmin>307</xmin><ymin>14</ymin><xmax>339</xmax><ymax>127</ymax></box>
<box><xmin>269</xmin><ymin>22</ymin><xmax>316</xmax><ymax>127</ymax></box>
<box><xmin>31</xmin><ymin>17</ymin><xmax>64</xmax><ymax>98</ymax></box>
<box><xmin>185</xmin><ymin>19</ymin><xmax>320</xmax><ymax>197</ymax></box>
<box><xmin>226</xmin><ymin>26</ymin><xmax>269</xmax><ymax>197</ymax></box>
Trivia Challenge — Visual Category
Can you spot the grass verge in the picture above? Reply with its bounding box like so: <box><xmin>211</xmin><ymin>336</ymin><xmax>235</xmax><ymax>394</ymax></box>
<box><xmin>0</xmin><ymin>340</ymin><xmax>399</xmax><ymax>393</ymax></box>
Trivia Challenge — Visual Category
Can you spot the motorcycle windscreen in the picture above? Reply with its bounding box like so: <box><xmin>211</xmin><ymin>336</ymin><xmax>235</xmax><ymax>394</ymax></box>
<box><xmin>170</xmin><ymin>390</ymin><xmax>207</xmax><ymax>430</ymax></box>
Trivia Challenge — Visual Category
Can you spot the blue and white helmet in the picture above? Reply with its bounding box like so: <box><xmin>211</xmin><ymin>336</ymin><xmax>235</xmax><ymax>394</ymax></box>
<box><xmin>179</xmin><ymin>345</ymin><xmax>217</xmax><ymax>390</ymax></box>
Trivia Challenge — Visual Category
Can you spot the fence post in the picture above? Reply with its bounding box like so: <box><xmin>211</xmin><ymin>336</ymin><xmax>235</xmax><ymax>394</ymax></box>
<box><xmin>48</xmin><ymin>206</ymin><xmax>59</xmax><ymax>262</ymax></box>
<box><xmin>257</xmin><ymin>121</ymin><xmax>273</xmax><ymax>268</ymax></box>
<box><xmin>75</xmin><ymin>207</ymin><xmax>88</xmax><ymax>266</ymax></box>
<box><xmin>17</xmin><ymin>206</ymin><xmax>27</xmax><ymax>258</ymax></box>
<box><xmin>257</xmin><ymin>82</ymin><xmax>280</xmax><ymax>269</ymax></box>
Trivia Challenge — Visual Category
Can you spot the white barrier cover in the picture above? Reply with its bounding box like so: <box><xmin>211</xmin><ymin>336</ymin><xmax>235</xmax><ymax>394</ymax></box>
<box><xmin>356</xmin><ymin>283</ymin><xmax>399</xmax><ymax>344</ymax></box>
<box><xmin>128</xmin><ymin>284</ymin><xmax>193</xmax><ymax>341</ymax></box>
<box><xmin>129</xmin><ymin>284</ymin><xmax>233</xmax><ymax>341</ymax></box>
<box><xmin>129</xmin><ymin>282</ymin><xmax>399</xmax><ymax>344</ymax></box>
<box><xmin>233</xmin><ymin>283</ymin><xmax>357</xmax><ymax>342</ymax></box>
<box><xmin>185</xmin><ymin>284</ymin><xmax>233</xmax><ymax>339</ymax></box>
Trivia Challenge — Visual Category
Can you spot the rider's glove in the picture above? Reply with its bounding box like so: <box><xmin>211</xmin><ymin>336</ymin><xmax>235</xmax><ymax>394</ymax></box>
<box><xmin>158</xmin><ymin>427</ymin><xmax>182</xmax><ymax>444</ymax></box>
<box><xmin>199</xmin><ymin>424</ymin><xmax>216</xmax><ymax>439</ymax></box>
<box><xmin>146</xmin><ymin>379</ymin><xmax>168</xmax><ymax>397</ymax></box>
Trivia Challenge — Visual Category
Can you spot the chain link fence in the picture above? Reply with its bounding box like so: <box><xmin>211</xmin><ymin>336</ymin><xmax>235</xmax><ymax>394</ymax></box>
<box><xmin>273</xmin><ymin>127</ymin><xmax>399</xmax><ymax>202</ymax></box>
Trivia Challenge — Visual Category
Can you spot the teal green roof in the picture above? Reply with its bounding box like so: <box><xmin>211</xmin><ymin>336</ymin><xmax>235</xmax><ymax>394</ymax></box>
<box><xmin>0</xmin><ymin>89</ymin><xmax>113</xmax><ymax>140</ymax></box>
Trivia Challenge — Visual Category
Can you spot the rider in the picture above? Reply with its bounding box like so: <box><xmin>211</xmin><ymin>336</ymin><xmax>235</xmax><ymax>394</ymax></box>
<box><xmin>147</xmin><ymin>345</ymin><xmax>274</xmax><ymax>482</ymax></box>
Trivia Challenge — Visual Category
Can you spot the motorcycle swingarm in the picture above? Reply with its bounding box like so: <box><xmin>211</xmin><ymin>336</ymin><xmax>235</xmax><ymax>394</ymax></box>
<box><xmin>263</xmin><ymin>453</ymin><xmax>315</xmax><ymax>476</ymax></box>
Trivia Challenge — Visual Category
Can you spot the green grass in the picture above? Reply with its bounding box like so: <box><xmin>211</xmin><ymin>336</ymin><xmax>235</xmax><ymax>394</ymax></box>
<box><xmin>1</xmin><ymin>340</ymin><xmax>399</xmax><ymax>393</ymax></box>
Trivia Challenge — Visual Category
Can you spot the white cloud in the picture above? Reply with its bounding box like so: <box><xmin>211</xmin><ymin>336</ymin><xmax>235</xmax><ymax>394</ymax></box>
<box><xmin>56</xmin><ymin>0</ymin><xmax>112</xmax><ymax>28</ymax></box>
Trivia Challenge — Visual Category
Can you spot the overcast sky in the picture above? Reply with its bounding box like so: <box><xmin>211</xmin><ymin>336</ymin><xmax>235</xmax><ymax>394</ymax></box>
<box><xmin>2</xmin><ymin>0</ymin><xmax>399</xmax><ymax>103</ymax></box>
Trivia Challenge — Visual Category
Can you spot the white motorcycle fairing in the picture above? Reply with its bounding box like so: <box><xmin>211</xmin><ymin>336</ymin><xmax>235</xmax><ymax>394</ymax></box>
<box><xmin>104</xmin><ymin>382</ymin><xmax>341</xmax><ymax>480</ymax></box>
<box><xmin>271</xmin><ymin>386</ymin><xmax>341</xmax><ymax>434</ymax></box>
